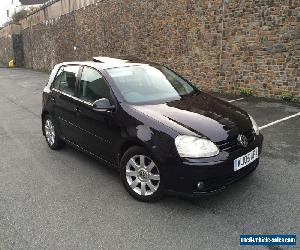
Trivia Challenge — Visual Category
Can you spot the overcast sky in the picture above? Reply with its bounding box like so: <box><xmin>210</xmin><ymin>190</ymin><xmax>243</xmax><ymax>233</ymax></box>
<box><xmin>0</xmin><ymin>0</ymin><xmax>21</xmax><ymax>26</ymax></box>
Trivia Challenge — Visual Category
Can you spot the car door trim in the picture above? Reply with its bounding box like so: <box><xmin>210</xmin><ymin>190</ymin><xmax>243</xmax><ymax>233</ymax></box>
<box><xmin>53</xmin><ymin>89</ymin><xmax>112</xmax><ymax>146</ymax></box>
<box><xmin>63</xmin><ymin>137</ymin><xmax>115</xmax><ymax>167</ymax></box>
<box><xmin>52</xmin><ymin>88</ymin><xmax>93</xmax><ymax>106</ymax></box>
<box><xmin>58</xmin><ymin>116</ymin><xmax>111</xmax><ymax>144</ymax></box>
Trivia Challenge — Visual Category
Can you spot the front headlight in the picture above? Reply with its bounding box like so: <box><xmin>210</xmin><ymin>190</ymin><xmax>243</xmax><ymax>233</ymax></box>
<box><xmin>175</xmin><ymin>135</ymin><xmax>219</xmax><ymax>158</ymax></box>
<box><xmin>249</xmin><ymin>115</ymin><xmax>260</xmax><ymax>135</ymax></box>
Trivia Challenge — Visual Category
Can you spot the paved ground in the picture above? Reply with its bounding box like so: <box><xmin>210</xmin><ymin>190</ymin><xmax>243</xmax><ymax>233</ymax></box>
<box><xmin>0</xmin><ymin>68</ymin><xmax>299</xmax><ymax>250</ymax></box>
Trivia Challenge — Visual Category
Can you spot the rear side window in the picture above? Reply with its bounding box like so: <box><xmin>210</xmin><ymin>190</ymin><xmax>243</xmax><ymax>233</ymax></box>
<box><xmin>79</xmin><ymin>67</ymin><xmax>111</xmax><ymax>103</ymax></box>
<box><xmin>53</xmin><ymin>65</ymin><xmax>80</xmax><ymax>96</ymax></box>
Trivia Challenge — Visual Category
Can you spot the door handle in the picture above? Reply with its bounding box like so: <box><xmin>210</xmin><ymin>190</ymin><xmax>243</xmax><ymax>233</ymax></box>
<box><xmin>73</xmin><ymin>107</ymin><xmax>81</xmax><ymax>113</ymax></box>
<box><xmin>50</xmin><ymin>96</ymin><xmax>55</xmax><ymax>103</ymax></box>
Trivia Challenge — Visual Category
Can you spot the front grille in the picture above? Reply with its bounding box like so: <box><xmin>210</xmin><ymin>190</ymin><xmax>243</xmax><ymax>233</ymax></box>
<box><xmin>217</xmin><ymin>129</ymin><xmax>255</xmax><ymax>152</ymax></box>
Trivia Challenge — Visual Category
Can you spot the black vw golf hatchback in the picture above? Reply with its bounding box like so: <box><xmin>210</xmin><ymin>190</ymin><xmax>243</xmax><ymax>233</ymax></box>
<box><xmin>42</xmin><ymin>57</ymin><xmax>263</xmax><ymax>201</ymax></box>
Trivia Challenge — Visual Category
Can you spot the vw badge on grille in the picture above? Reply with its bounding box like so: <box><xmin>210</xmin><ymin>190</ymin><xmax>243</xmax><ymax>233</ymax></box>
<box><xmin>237</xmin><ymin>134</ymin><xmax>248</xmax><ymax>148</ymax></box>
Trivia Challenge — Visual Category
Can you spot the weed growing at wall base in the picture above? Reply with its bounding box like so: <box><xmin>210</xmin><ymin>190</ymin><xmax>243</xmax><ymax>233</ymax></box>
<box><xmin>239</xmin><ymin>88</ymin><xmax>254</xmax><ymax>96</ymax></box>
<box><xmin>280</xmin><ymin>91</ymin><xmax>296</xmax><ymax>102</ymax></box>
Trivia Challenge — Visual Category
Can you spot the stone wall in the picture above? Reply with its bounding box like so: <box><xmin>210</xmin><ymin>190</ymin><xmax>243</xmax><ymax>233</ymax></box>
<box><xmin>12</xmin><ymin>34</ymin><xmax>25</xmax><ymax>67</ymax></box>
<box><xmin>0</xmin><ymin>26</ymin><xmax>15</xmax><ymax>66</ymax></box>
<box><xmin>0</xmin><ymin>36</ymin><xmax>13</xmax><ymax>66</ymax></box>
<box><xmin>0</xmin><ymin>24</ymin><xmax>24</xmax><ymax>67</ymax></box>
<box><xmin>220</xmin><ymin>0</ymin><xmax>299</xmax><ymax>98</ymax></box>
<box><xmin>1</xmin><ymin>0</ymin><xmax>299</xmax><ymax>99</ymax></box>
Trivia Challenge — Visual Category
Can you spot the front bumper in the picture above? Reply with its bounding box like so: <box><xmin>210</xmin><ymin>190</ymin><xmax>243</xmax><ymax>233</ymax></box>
<box><xmin>163</xmin><ymin>134</ymin><xmax>263</xmax><ymax>197</ymax></box>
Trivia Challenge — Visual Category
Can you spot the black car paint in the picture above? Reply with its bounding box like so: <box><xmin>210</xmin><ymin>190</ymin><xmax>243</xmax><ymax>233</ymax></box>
<box><xmin>42</xmin><ymin>62</ymin><xmax>263</xmax><ymax>197</ymax></box>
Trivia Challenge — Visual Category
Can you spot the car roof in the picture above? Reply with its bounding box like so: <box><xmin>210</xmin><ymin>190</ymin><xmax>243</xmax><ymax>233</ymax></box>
<box><xmin>59</xmin><ymin>57</ymin><xmax>158</xmax><ymax>70</ymax></box>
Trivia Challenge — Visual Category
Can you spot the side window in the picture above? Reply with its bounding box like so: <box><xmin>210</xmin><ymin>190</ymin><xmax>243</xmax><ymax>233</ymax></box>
<box><xmin>52</xmin><ymin>65</ymin><xmax>79</xmax><ymax>96</ymax></box>
<box><xmin>52</xmin><ymin>67</ymin><xmax>63</xmax><ymax>89</ymax></box>
<box><xmin>79</xmin><ymin>67</ymin><xmax>111</xmax><ymax>103</ymax></box>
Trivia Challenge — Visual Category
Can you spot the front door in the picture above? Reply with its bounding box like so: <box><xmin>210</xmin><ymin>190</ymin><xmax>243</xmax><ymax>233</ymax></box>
<box><xmin>74</xmin><ymin>66</ymin><xmax>121</xmax><ymax>164</ymax></box>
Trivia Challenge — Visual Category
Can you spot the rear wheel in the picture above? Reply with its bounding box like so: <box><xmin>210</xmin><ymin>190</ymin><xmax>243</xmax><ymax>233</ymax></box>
<box><xmin>120</xmin><ymin>146</ymin><xmax>164</xmax><ymax>202</ymax></box>
<box><xmin>43</xmin><ymin>115</ymin><xmax>65</xmax><ymax>150</ymax></box>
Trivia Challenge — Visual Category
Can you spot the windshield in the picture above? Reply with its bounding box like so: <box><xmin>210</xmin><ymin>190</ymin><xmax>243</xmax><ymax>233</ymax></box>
<box><xmin>106</xmin><ymin>65</ymin><xmax>197</xmax><ymax>104</ymax></box>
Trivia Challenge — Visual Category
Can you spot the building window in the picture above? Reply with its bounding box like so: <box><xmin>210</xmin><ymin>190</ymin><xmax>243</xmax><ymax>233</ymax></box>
<box><xmin>7</xmin><ymin>10</ymin><xmax>9</xmax><ymax>17</ymax></box>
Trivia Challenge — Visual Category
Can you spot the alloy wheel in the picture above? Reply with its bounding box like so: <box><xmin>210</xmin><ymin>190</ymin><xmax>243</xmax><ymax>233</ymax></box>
<box><xmin>44</xmin><ymin>119</ymin><xmax>55</xmax><ymax>146</ymax></box>
<box><xmin>125</xmin><ymin>155</ymin><xmax>160</xmax><ymax>196</ymax></box>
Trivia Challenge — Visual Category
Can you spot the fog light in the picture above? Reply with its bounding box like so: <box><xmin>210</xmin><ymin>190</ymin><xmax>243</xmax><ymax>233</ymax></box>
<box><xmin>197</xmin><ymin>181</ymin><xmax>205</xmax><ymax>190</ymax></box>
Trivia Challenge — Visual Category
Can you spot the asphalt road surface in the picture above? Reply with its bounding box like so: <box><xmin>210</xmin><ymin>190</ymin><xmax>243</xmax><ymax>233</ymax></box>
<box><xmin>0</xmin><ymin>68</ymin><xmax>299</xmax><ymax>250</ymax></box>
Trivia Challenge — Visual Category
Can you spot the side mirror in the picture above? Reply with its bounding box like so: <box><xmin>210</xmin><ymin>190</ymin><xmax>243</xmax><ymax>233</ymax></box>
<box><xmin>92</xmin><ymin>98</ymin><xmax>115</xmax><ymax>112</ymax></box>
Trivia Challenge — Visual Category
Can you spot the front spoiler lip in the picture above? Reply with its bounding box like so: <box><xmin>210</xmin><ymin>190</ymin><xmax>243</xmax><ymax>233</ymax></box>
<box><xmin>164</xmin><ymin>161</ymin><xmax>258</xmax><ymax>198</ymax></box>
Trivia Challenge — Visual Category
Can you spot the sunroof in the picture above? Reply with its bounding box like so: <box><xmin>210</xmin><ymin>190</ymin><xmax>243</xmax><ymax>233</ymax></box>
<box><xmin>92</xmin><ymin>57</ymin><xmax>128</xmax><ymax>63</ymax></box>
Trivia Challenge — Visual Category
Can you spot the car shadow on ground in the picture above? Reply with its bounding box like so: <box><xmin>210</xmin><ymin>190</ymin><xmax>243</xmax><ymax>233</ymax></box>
<box><xmin>57</xmin><ymin>143</ymin><xmax>261</xmax><ymax>210</ymax></box>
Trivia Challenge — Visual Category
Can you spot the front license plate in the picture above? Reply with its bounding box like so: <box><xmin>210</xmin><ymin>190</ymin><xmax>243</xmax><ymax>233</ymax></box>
<box><xmin>234</xmin><ymin>147</ymin><xmax>259</xmax><ymax>172</ymax></box>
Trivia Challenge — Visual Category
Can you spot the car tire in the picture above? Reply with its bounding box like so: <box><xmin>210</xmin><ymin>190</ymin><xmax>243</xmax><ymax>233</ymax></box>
<box><xmin>120</xmin><ymin>146</ymin><xmax>164</xmax><ymax>202</ymax></box>
<box><xmin>43</xmin><ymin>115</ymin><xmax>65</xmax><ymax>150</ymax></box>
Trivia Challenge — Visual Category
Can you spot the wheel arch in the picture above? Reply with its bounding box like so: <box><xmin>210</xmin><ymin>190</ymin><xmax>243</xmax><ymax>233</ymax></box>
<box><xmin>41</xmin><ymin>111</ymin><xmax>50</xmax><ymax>135</ymax></box>
<box><xmin>118</xmin><ymin>139</ymin><xmax>151</xmax><ymax>167</ymax></box>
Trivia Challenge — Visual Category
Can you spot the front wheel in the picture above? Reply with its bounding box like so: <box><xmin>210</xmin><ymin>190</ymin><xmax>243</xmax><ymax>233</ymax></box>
<box><xmin>120</xmin><ymin>146</ymin><xmax>164</xmax><ymax>202</ymax></box>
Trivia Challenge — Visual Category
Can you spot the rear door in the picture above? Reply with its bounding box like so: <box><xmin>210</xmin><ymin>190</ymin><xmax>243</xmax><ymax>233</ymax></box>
<box><xmin>51</xmin><ymin>65</ymin><xmax>81</xmax><ymax>144</ymax></box>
